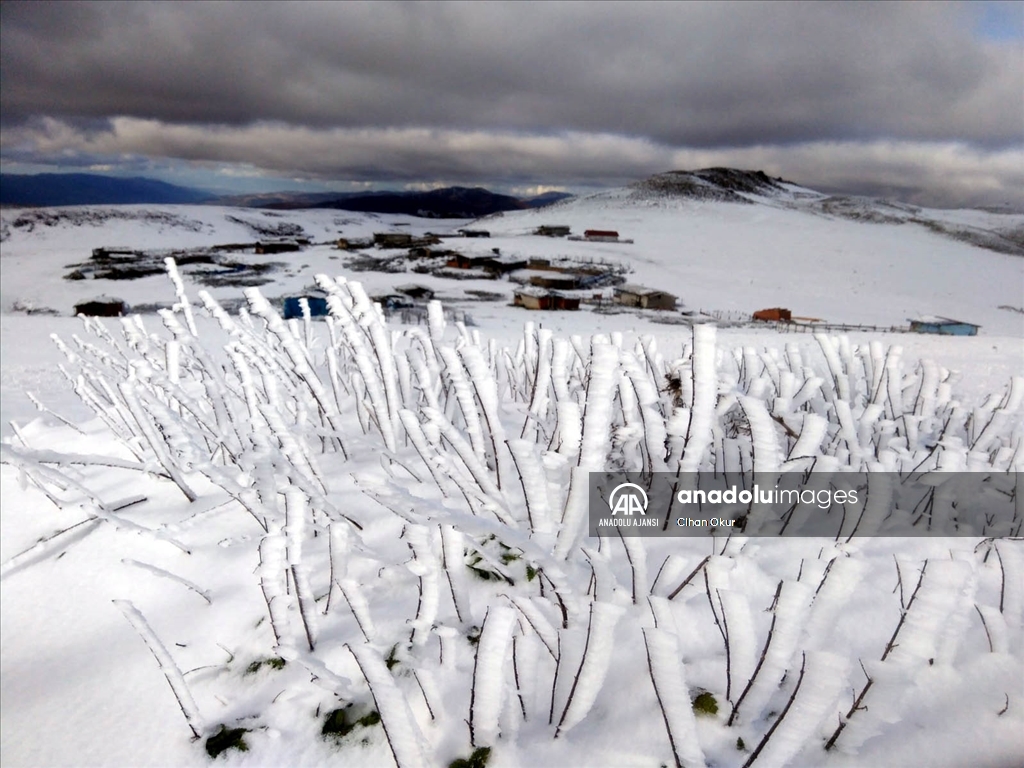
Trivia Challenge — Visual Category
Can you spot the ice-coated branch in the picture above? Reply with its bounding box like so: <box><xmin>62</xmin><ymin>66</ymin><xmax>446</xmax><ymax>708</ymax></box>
<box><xmin>677</xmin><ymin>323</ymin><xmax>717</xmax><ymax>473</ymax></box>
<box><xmin>122</xmin><ymin>559</ymin><xmax>211</xmax><ymax>604</ymax></box>
<box><xmin>469</xmin><ymin>605</ymin><xmax>517</xmax><ymax>746</ymax></box>
<box><xmin>347</xmin><ymin>643</ymin><xmax>430</xmax><ymax>768</ymax></box>
<box><xmin>163</xmin><ymin>258</ymin><xmax>197</xmax><ymax>337</ymax></box>
<box><xmin>554</xmin><ymin>601</ymin><xmax>622</xmax><ymax>737</ymax></box>
<box><xmin>643</xmin><ymin>627</ymin><xmax>707</xmax><ymax>768</ymax></box>
<box><xmin>114</xmin><ymin>599</ymin><xmax>204</xmax><ymax>739</ymax></box>
<box><xmin>284</xmin><ymin>488</ymin><xmax>318</xmax><ymax>651</ymax></box>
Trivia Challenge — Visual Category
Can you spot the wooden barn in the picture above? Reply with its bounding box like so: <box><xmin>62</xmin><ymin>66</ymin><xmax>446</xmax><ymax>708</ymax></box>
<box><xmin>395</xmin><ymin>284</ymin><xmax>435</xmax><ymax>300</ymax></box>
<box><xmin>908</xmin><ymin>316</ymin><xmax>980</xmax><ymax>336</ymax></box>
<box><xmin>255</xmin><ymin>240</ymin><xmax>301</xmax><ymax>254</ymax></box>
<box><xmin>407</xmin><ymin>246</ymin><xmax>441</xmax><ymax>259</ymax></box>
<box><xmin>447</xmin><ymin>253</ymin><xmax>485</xmax><ymax>270</ymax></box>
<box><xmin>752</xmin><ymin>307</ymin><xmax>792</xmax><ymax>322</ymax></box>
<box><xmin>458</xmin><ymin>229</ymin><xmax>491</xmax><ymax>238</ymax></box>
<box><xmin>374</xmin><ymin>232</ymin><xmax>414</xmax><ymax>248</ymax></box>
<box><xmin>614</xmin><ymin>284</ymin><xmax>677</xmax><ymax>310</ymax></box>
<box><xmin>551</xmin><ymin>293</ymin><xmax>581</xmax><ymax>311</ymax></box>
<box><xmin>530</xmin><ymin>273</ymin><xmax>581</xmax><ymax>290</ymax></box>
<box><xmin>74</xmin><ymin>296</ymin><xmax>129</xmax><ymax>317</ymax></box>
<box><xmin>513</xmin><ymin>287</ymin><xmax>580</xmax><ymax>311</ymax></box>
<box><xmin>584</xmin><ymin>229</ymin><xmax>620</xmax><ymax>242</ymax></box>
<box><xmin>91</xmin><ymin>247</ymin><xmax>138</xmax><ymax>260</ymax></box>
<box><xmin>447</xmin><ymin>253</ymin><xmax>527</xmax><ymax>274</ymax></box>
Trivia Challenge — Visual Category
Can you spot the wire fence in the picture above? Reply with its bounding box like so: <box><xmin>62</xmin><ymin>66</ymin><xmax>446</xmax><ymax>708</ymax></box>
<box><xmin>697</xmin><ymin>309</ymin><xmax>911</xmax><ymax>334</ymax></box>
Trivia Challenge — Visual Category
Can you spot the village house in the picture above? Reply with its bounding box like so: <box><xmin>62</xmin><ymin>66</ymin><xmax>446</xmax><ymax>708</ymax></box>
<box><xmin>336</xmin><ymin>236</ymin><xmax>374</xmax><ymax>251</ymax></box>
<box><xmin>614</xmin><ymin>284</ymin><xmax>678</xmax><ymax>310</ymax></box>
<box><xmin>458</xmin><ymin>229</ymin><xmax>491</xmax><ymax>238</ymax></box>
<box><xmin>535</xmin><ymin>225</ymin><xmax>572</xmax><ymax>237</ymax></box>
<box><xmin>583</xmin><ymin>229</ymin><xmax>619</xmax><ymax>242</ymax></box>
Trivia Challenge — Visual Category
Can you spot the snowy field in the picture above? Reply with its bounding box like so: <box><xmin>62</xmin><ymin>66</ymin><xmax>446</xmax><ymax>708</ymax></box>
<box><xmin>1</xmin><ymin>197</ymin><xmax>1023</xmax><ymax>768</ymax></box>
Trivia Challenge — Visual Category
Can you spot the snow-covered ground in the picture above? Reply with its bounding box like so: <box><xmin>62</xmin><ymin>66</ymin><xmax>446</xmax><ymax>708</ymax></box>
<box><xmin>1</xmin><ymin>196</ymin><xmax>1022</xmax><ymax>767</ymax></box>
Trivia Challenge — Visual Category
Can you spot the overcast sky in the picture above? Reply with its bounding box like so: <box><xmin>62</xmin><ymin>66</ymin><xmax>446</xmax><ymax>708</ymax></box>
<box><xmin>2</xmin><ymin>1</ymin><xmax>1022</xmax><ymax>207</ymax></box>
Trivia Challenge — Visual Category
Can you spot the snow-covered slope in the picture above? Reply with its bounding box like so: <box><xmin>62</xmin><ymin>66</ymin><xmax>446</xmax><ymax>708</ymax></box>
<box><xmin>0</xmin><ymin>205</ymin><xmax>460</xmax><ymax>315</ymax></box>
<box><xmin>2</xmin><ymin>190</ymin><xmax>1022</xmax><ymax>337</ymax></box>
<box><xmin>477</xmin><ymin>182</ymin><xmax>1024</xmax><ymax>335</ymax></box>
<box><xmin>2</xmin><ymin>189</ymin><xmax>1023</xmax><ymax>768</ymax></box>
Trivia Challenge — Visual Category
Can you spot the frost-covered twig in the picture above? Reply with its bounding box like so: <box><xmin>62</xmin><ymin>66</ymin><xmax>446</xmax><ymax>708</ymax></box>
<box><xmin>554</xmin><ymin>601</ymin><xmax>622</xmax><ymax>737</ymax></box>
<box><xmin>122</xmin><ymin>559</ymin><xmax>211</xmax><ymax>603</ymax></box>
<box><xmin>1</xmin><ymin>518</ymin><xmax>102</xmax><ymax>579</ymax></box>
<box><xmin>667</xmin><ymin>555</ymin><xmax>711</xmax><ymax>601</ymax></box>
<box><xmin>469</xmin><ymin>605</ymin><xmax>517</xmax><ymax>747</ymax></box>
<box><xmin>114</xmin><ymin>599</ymin><xmax>204</xmax><ymax>739</ymax></box>
<box><xmin>740</xmin><ymin>653</ymin><xmax>806</xmax><ymax>768</ymax></box>
<box><xmin>825</xmin><ymin>560</ymin><xmax>929</xmax><ymax>750</ymax></box>
<box><xmin>643</xmin><ymin>627</ymin><xmax>707</xmax><ymax>768</ymax></box>
<box><xmin>347</xmin><ymin>643</ymin><xmax>430</xmax><ymax>768</ymax></box>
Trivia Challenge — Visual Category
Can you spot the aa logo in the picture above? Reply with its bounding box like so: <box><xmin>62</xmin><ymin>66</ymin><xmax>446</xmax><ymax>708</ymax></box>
<box><xmin>608</xmin><ymin>482</ymin><xmax>648</xmax><ymax>516</ymax></box>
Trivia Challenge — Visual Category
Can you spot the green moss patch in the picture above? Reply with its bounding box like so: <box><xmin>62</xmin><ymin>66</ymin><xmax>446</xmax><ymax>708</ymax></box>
<box><xmin>244</xmin><ymin>656</ymin><xmax>286</xmax><ymax>675</ymax></box>
<box><xmin>692</xmin><ymin>691</ymin><xmax>719</xmax><ymax>717</ymax></box>
<box><xmin>205</xmin><ymin>725</ymin><xmax>249</xmax><ymax>758</ymax></box>
<box><xmin>322</xmin><ymin>706</ymin><xmax>381</xmax><ymax>742</ymax></box>
<box><xmin>449</xmin><ymin>746</ymin><xmax>491</xmax><ymax>768</ymax></box>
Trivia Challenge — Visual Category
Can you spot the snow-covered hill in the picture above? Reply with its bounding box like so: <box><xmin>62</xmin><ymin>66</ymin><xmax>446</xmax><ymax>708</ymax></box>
<box><xmin>476</xmin><ymin>177</ymin><xmax>1024</xmax><ymax>335</ymax></box>
<box><xmin>2</xmin><ymin>184</ymin><xmax>1022</xmax><ymax>337</ymax></box>
<box><xmin>1</xmin><ymin>187</ymin><xmax>1023</xmax><ymax>768</ymax></box>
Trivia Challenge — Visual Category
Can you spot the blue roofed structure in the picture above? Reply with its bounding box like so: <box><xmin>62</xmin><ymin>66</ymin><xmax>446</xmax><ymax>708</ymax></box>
<box><xmin>908</xmin><ymin>315</ymin><xmax>980</xmax><ymax>336</ymax></box>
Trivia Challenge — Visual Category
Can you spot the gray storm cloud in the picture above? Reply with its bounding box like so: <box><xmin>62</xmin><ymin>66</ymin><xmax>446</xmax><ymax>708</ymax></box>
<box><xmin>1</xmin><ymin>1</ymin><xmax>1021</xmax><ymax>206</ymax></box>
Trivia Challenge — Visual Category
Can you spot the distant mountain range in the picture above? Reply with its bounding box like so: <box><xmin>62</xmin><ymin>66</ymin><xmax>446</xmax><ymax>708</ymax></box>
<box><xmin>0</xmin><ymin>173</ymin><xmax>215</xmax><ymax>206</ymax></box>
<box><xmin>211</xmin><ymin>186</ymin><xmax>574</xmax><ymax>217</ymax></box>
<box><xmin>0</xmin><ymin>173</ymin><xmax>574</xmax><ymax>215</ymax></box>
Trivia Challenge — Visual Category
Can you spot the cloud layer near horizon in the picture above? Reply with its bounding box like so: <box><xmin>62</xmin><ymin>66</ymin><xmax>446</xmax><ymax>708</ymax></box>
<box><xmin>2</xmin><ymin>1</ymin><xmax>1021</xmax><ymax>206</ymax></box>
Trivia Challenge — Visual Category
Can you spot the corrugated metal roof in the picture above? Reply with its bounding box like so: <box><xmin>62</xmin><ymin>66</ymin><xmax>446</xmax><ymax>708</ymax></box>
<box><xmin>615</xmin><ymin>284</ymin><xmax>674</xmax><ymax>297</ymax></box>
<box><xmin>910</xmin><ymin>315</ymin><xmax>980</xmax><ymax>326</ymax></box>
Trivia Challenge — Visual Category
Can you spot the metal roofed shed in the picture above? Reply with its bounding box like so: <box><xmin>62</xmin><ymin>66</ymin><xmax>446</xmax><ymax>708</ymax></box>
<box><xmin>908</xmin><ymin>316</ymin><xmax>980</xmax><ymax>336</ymax></box>
<box><xmin>613</xmin><ymin>284</ymin><xmax>678</xmax><ymax>310</ymax></box>
<box><xmin>753</xmin><ymin>307</ymin><xmax>792</xmax><ymax>322</ymax></box>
